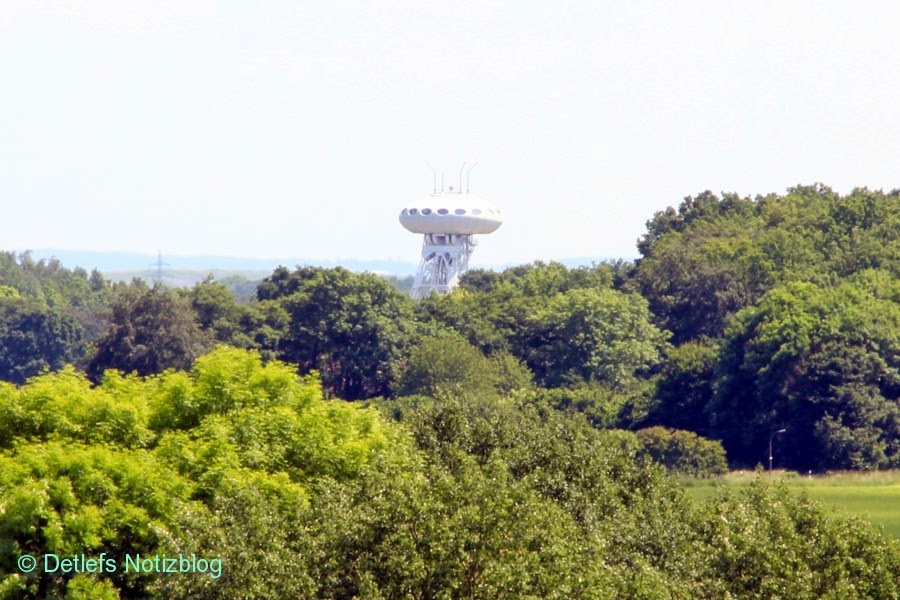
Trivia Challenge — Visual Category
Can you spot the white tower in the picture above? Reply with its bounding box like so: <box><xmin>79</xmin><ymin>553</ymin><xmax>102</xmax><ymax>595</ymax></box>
<box><xmin>399</xmin><ymin>193</ymin><xmax>503</xmax><ymax>300</ymax></box>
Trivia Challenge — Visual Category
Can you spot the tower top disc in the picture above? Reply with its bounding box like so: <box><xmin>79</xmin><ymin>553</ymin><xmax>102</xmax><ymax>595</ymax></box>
<box><xmin>399</xmin><ymin>193</ymin><xmax>503</xmax><ymax>235</ymax></box>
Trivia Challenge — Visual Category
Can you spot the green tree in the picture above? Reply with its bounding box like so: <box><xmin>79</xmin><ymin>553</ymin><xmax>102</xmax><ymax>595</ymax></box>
<box><xmin>0</xmin><ymin>347</ymin><xmax>403</xmax><ymax>598</ymax></box>
<box><xmin>397</xmin><ymin>330</ymin><xmax>497</xmax><ymax>399</ymax></box>
<box><xmin>396</xmin><ymin>330</ymin><xmax>532</xmax><ymax>399</ymax></box>
<box><xmin>0</xmin><ymin>252</ymin><xmax>116</xmax><ymax>383</ymax></box>
<box><xmin>646</xmin><ymin>341</ymin><xmax>718</xmax><ymax>434</ymax></box>
<box><xmin>87</xmin><ymin>283</ymin><xmax>209</xmax><ymax>381</ymax></box>
<box><xmin>636</xmin><ymin>220</ymin><xmax>774</xmax><ymax>343</ymax></box>
<box><xmin>416</xmin><ymin>283</ymin><xmax>527</xmax><ymax>355</ymax></box>
<box><xmin>635</xmin><ymin>185</ymin><xmax>900</xmax><ymax>344</ymax></box>
<box><xmin>525</xmin><ymin>287</ymin><xmax>669</xmax><ymax>388</ymax></box>
<box><xmin>375</xmin><ymin>394</ymin><xmax>712</xmax><ymax>597</ymax></box>
<box><xmin>0</xmin><ymin>298</ymin><xmax>85</xmax><ymax>384</ymax></box>
<box><xmin>635</xmin><ymin>426</ymin><xmax>728</xmax><ymax>477</ymax></box>
<box><xmin>255</xmin><ymin>266</ymin><xmax>416</xmax><ymax>399</ymax></box>
<box><xmin>183</xmin><ymin>276</ymin><xmax>253</xmax><ymax>348</ymax></box>
<box><xmin>421</xmin><ymin>262</ymin><xmax>624</xmax><ymax>358</ymax></box>
<box><xmin>524</xmin><ymin>383</ymin><xmax>630</xmax><ymax>429</ymax></box>
<box><xmin>308</xmin><ymin>453</ymin><xmax>612</xmax><ymax>600</ymax></box>
<box><xmin>709</xmin><ymin>277</ymin><xmax>900</xmax><ymax>470</ymax></box>
<box><xmin>694</xmin><ymin>477</ymin><xmax>900</xmax><ymax>598</ymax></box>
<box><xmin>0</xmin><ymin>442</ymin><xmax>196</xmax><ymax>598</ymax></box>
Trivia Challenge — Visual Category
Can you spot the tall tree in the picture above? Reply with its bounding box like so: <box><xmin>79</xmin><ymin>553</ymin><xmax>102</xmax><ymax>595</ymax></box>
<box><xmin>709</xmin><ymin>276</ymin><xmax>900</xmax><ymax>470</ymax></box>
<box><xmin>87</xmin><ymin>283</ymin><xmax>209</xmax><ymax>381</ymax></box>
<box><xmin>183</xmin><ymin>276</ymin><xmax>255</xmax><ymax>348</ymax></box>
<box><xmin>646</xmin><ymin>341</ymin><xmax>718</xmax><ymax>434</ymax></box>
<box><xmin>635</xmin><ymin>220</ymin><xmax>774</xmax><ymax>343</ymax></box>
<box><xmin>0</xmin><ymin>297</ymin><xmax>85</xmax><ymax>384</ymax></box>
<box><xmin>524</xmin><ymin>287</ymin><xmax>669</xmax><ymax>389</ymax></box>
<box><xmin>255</xmin><ymin>267</ymin><xmax>416</xmax><ymax>399</ymax></box>
<box><xmin>635</xmin><ymin>185</ymin><xmax>900</xmax><ymax>344</ymax></box>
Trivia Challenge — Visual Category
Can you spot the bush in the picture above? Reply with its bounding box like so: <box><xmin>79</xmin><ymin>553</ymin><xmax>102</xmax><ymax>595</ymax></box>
<box><xmin>636</xmin><ymin>426</ymin><xmax>728</xmax><ymax>477</ymax></box>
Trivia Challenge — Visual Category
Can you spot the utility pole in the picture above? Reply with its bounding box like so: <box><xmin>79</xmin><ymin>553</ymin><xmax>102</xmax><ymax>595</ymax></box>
<box><xmin>769</xmin><ymin>428</ymin><xmax>786</xmax><ymax>473</ymax></box>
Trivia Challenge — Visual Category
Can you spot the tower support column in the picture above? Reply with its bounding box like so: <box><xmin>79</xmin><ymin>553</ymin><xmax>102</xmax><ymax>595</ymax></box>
<box><xmin>409</xmin><ymin>233</ymin><xmax>476</xmax><ymax>300</ymax></box>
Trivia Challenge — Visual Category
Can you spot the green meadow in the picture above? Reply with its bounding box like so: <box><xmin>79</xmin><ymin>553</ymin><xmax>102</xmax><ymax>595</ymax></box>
<box><xmin>680</xmin><ymin>471</ymin><xmax>900</xmax><ymax>540</ymax></box>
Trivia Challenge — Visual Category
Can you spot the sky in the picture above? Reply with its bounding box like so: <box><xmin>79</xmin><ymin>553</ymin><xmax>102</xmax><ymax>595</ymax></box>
<box><xmin>1</xmin><ymin>1</ymin><xmax>899</xmax><ymax>268</ymax></box>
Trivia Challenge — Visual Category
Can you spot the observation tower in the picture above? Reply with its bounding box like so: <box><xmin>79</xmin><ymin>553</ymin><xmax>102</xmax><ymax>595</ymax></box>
<box><xmin>399</xmin><ymin>185</ymin><xmax>503</xmax><ymax>300</ymax></box>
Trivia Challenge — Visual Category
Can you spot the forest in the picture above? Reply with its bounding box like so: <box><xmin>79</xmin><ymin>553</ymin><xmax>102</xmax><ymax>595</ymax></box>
<box><xmin>0</xmin><ymin>184</ymin><xmax>899</xmax><ymax>598</ymax></box>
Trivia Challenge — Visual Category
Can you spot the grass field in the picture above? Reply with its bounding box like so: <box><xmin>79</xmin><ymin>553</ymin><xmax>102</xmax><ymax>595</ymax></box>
<box><xmin>679</xmin><ymin>471</ymin><xmax>900</xmax><ymax>540</ymax></box>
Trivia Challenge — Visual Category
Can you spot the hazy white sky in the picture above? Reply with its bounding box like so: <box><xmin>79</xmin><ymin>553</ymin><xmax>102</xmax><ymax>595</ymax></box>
<box><xmin>1</xmin><ymin>1</ymin><xmax>898</xmax><ymax>266</ymax></box>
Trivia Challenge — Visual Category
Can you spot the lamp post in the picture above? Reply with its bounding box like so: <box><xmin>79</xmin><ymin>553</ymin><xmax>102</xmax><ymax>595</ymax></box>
<box><xmin>769</xmin><ymin>428</ymin><xmax>786</xmax><ymax>473</ymax></box>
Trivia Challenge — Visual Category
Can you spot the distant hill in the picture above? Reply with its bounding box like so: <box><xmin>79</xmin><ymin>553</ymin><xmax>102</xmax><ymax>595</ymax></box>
<box><xmin>16</xmin><ymin>249</ymin><xmax>421</xmax><ymax>278</ymax></box>
<box><xmin>12</xmin><ymin>249</ymin><xmax>624</xmax><ymax>287</ymax></box>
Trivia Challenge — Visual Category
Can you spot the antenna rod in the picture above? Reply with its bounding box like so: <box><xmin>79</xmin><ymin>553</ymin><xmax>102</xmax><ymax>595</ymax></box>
<box><xmin>426</xmin><ymin>162</ymin><xmax>437</xmax><ymax>194</ymax></box>
<box><xmin>466</xmin><ymin>161</ymin><xmax>479</xmax><ymax>193</ymax></box>
<box><xmin>441</xmin><ymin>172</ymin><xmax>444</xmax><ymax>192</ymax></box>
<box><xmin>458</xmin><ymin>162</ymin><xmax>466</xmax><ymax>194</ymax></box>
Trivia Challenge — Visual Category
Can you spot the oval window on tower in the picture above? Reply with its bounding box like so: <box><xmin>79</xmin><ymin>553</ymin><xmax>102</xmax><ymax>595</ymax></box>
<box><xmin>472</xmin><ymin>209</ymin><xmax>482</xmax><ymax>215</ymax></box>
<box><xmin>409</xmin><ymin>208</ymin><xmax>417</xmax><ymax>215</ymax></box>
<box><xmin>437</xmin><ymin>208</ymin><xmax>449</xmax><ymax>215</ymax></box>
<box><xmin>455</xmin><ymin>209</ymin><xmax>466</xmax><ymax>215</ymax></box>
<box><xmin>422</xmin><ymin>208</ymin><xmax>432</xmax><ymax>215</ymax></box>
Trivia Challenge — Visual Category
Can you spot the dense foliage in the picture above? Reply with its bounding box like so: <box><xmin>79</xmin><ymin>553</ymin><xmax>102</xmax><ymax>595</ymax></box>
<box><xmin>710</xmin><ymin>275</ymin><xmax>900</xmax><ymax>470</ymax></box>
<box><xmin>255</xmin><ymin>266</ymin><xmax>417</xmax><ymax>399</ymax></box>
<box><xmin>0</xmin><ymin>253</ymin><xmax>109</xmax><ymax>383</ymax></box>
<box><xmin>1</xmin><ymin>183</ymin><xmax>899</xmax><ymax>594</ymax></box>
<box><xmin>635</xmin><ymin>426</ymin><xmax>728</xmax><ymax>477</ymax></box>
<box><xmin>635</xmin><ymin>185</ymin><xmax>900</xmax><ymax>344</ymax></box>
<box><xmin>3</xmin><ymin>185</ymin><xmax>898</xmax><ymax>474</ymax></box>
<box><xmin>0</xmin><ymin>348</ymin><xmax>390</xmax><ymax>598</ymax></box>
<box><xmin>87</xmin><ymin>283</ymin><xmax>209</xmax><ymax>382</ymax></box>
<box><xmin>634</xmin><ymin>185</ymin><xmax>900</xmax><ymax>470</ymax></box>
<box><xmin>0</xmin><ymin>350</ymin><xmax>897</xmax><ymax>598</ymax></box>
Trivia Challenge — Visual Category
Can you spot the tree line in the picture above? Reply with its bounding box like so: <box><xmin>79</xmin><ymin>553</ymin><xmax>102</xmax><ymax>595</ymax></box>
<box><xmin>1</xmin><ymin>183</ymin><xmax>899</xmax><ymax>597</ymax></box>
<box><xmin>0</xmin><ymin>183</ymin><xmax>898</xmax><ymax>475</ymax></box>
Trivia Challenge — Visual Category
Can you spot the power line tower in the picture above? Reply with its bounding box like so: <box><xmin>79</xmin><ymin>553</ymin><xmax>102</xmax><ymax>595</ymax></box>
<box><xmin>148</xmin><ymin>250</ymin><xmax>171</xmax><ymax>285</ymax></box>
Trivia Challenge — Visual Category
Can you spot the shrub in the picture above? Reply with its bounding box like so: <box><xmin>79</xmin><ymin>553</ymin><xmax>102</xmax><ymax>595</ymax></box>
<box><xmin>636</xmin><ymin>426</ymin><xmax>728</xmax><ymax>477</ymax></box>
